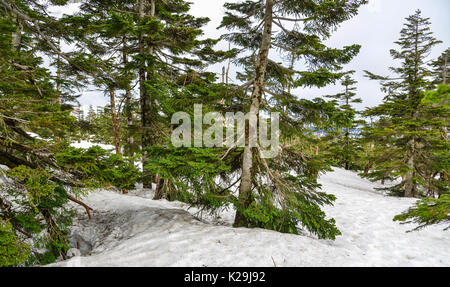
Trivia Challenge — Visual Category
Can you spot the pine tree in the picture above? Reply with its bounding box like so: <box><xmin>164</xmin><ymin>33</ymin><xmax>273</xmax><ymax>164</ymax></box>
<box><xmin>0</xmin><ymin>0</ymin><xmax>80</xmax><ymax>264</ymax></box>
<box><xmin>325</xmin><ymin>73</ymin><xmax>363</xmax><ymax>170</ymax></box>
<box><xmin>217</xmin><ymin>0</ymin><xmax>366</xmax><ymax>238</ymax></box>
<box><xmin>419</xmin><ymin>84</ymin><xmax>449</xmax><ymax>197</ymax></box>
<box><xmin>363</xmin><ymin>10</ymin><xmax>444</xmax><ymax>197</ymax></box>
<box><xmin>431</xmin><ymin>48</ymin><xmax>449</xmax><ymax>85</ymax></box>
<box><xmin>62</xmin><ymin>0</ymin><xmax>225</xmax><ymax>188</ymax></box>
<box><xmin>0</xmin><ymin>0</ymin><xmax>140</xmax><ymax>264</ymax></box>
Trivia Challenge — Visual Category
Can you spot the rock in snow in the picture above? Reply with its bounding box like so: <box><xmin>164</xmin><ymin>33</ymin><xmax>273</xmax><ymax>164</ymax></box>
<box><xmin>49</xmin><ymin>168</ymin><xmax>450</xmax><ymax>267</ymax></box>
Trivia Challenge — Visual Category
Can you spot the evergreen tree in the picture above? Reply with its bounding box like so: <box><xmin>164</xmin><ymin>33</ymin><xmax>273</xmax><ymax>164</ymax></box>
<box><xmin>62</xmin><ymin>0</ymin><xmax>225</xmax><ymax>188</ymax></box>
<box><xmin>0</xmin><ymin>0</ymin><xmax>140</xmax><ymax>265</ymax></box>
<box><xmin>363</xmin><ymin>10</ymin><xmax>445</xmax><ymax>197</ymax></box>
<box><xmin>419</xmin><ymin>84</ymin><xmax>449</xmax><ymax>197</ymax></box>
<box><xmin>431</xmin><ymin>48</ymin><xmax>449</xmax><ymax>85</ymax></box>
<box><xmin>0</xmin><ymin>0</ymin><xmax>79</xmax><ymax>264</ymax></box>
<box><xmin>216</xmin><ymin>0</ymin><xmax>366</xmax><ymax>238</ymax></box>
<box><xmin>325</xmin><ymin>73</ymin><xmax>363</xmax><ymax>170</ymax></box>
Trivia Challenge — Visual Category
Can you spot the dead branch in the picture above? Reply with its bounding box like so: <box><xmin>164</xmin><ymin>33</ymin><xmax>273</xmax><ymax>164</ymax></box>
<box><xmin>67</xmin><ymin>194</ymin><xmax>94</xmax><ymax>220</ymax></box>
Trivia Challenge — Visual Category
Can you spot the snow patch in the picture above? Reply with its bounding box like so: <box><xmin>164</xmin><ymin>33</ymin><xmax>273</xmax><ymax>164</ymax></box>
<box><xmin>70</xmin><ymin>140</ymin><xmax>115</xmax><ymax>151</ymax></box>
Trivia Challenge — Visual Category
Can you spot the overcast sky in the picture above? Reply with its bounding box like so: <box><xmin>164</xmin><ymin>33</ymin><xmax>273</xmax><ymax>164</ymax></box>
<box><xmin>76</xmin><ymin>0</ymin><xmax>450</xmax><ymax>110</ymax></box>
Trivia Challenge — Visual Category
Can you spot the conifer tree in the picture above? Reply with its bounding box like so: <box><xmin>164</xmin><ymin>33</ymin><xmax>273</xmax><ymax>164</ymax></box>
<box><xmin>217</xmin><ymin>0</ymin><xmax>366</xmax><ymax>238</ymax></box>
<box><xmin>419</xmin><ymin>84</ymin><xmax>449</xmax><ymax>197</ymax></box>
<box><xmin>363</xmin><ymin>10</ymin><xmax>445</xmax><ymax>197</ymax></box>
<box><xmin>0</xmin><ymin>0</ymin><xmax>75</xmax><ymax>170</ymax></box>
<box><xmin>0</xmin><ymin>0</ymin><xmax>140</xmax><ymax>265</ymax></box>
<box><xmin>62</xmin><ymin>0</ymin><xmax>225</xmax><ymax>188</ymax></box>
<box><xmin>325</xmin><ymin>73</ymin><xmax>363</xmax><ymax>170</ymax></box>
<box><xmin>431</xmin><ymin>48</ymin><xmax>449</xmax><ymax>85</ymax></box>
<box><xmin>0</xmin><ymin>0</ymin><xmax>82</xmax><ymax>264</ymax></box>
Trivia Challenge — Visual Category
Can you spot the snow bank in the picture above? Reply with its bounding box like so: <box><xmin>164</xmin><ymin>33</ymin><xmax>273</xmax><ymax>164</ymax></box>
<box><xmin>49</xmin><ymin>168</ymin><xmax>450</xmax><ymax>267</ymax></box>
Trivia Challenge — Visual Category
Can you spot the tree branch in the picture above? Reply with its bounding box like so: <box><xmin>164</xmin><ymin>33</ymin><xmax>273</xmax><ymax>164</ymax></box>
<box><xmin>67</xmin><ymin>194</ymin><xmax>94</xmax><ymax>220</ymax></box>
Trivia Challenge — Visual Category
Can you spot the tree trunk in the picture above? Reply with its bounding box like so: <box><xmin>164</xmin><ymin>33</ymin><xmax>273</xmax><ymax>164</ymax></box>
<box><xmin>403</xmin><ymin>150</ymin><xmax>415</xmax><ymax>197</ymax></box>
<box><xmin>138</xmin><ymin>0</ymin><xmax>155</xmax><ymax>188</ymax></box>
<box><xmin>56</xmin><ymin>38</ymin><xmax>62</xmax><ymax>104</ymax></box>
<box><xmin>345</xmin><ymin>128</ymin><xmax>350</xmax><ymax>170</ymax></box>
<box><xmin>443</xmin><ymin>53</ymin><xmax>448</xmax><ymax>85</ymax></box>
<box><xmin>364</xmin><ymin>164</ymin><xmax>370</xmax><ymax>174</ymax></box>
<box><xmin>109</xmin><ymin>90</ymin><xmax>121</xmax><ymax>155</ymax></box>
<box><xmin>153</xmin><ymin>175</ymin><xmax>165</xmax><ymax>200</ymax></box>
<box><xmin>122</xmin><ymin>36</ymin><xmax>134</xmax><ymax>157</ymax></box>
<box><xmin>11</xmin><ymin>15</ymin><xmax>22</xmax><ymax>51</ymax></box>
<box><xmin>234</xmin><ymin>0</ymin><xmax>274</xmax><ymax>227</ymax></box>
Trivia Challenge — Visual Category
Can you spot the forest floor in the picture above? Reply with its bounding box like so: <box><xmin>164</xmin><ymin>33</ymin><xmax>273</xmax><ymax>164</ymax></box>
<box><xmin>49</xmin><ymin>168</ymin><xmax>450</xmax><ymax>267</ymax></box>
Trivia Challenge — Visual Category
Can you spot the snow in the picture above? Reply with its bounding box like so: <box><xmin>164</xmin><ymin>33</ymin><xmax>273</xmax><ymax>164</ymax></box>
<box><xmin>70</xmin><ymin>140</ymin><xmax>115</xmax><ymax>151</ymax></box>
<box><xmin>26</xmin><ymin>131</ymin><xmax>44</xmax><ymax>140</ymax></box>
<box><xmin>49</xmin><ymin>168</ymin><xmax>450</xmax><ymax>267</ymax></box>
<box><xmin>0</xmin><ymin>165</ymin><xmax>11</xmax><ymax>185</ymax></box>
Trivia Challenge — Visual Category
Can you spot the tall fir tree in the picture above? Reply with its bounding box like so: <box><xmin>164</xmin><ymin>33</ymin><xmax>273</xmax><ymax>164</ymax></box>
<box><xmin>62</xmin><ymin>0</ymin><xmax>225</xmax><ymax>188</ymax></box>
<box><xmin>363</xmin><ymin>10</ymin><xmax>445</xmax><ymax>197</ymax></box>
<box><xmin>325</xmin><ymin>73</ymin><xmax>363</xmax><ymax>170</ymax></box>
<box><xmin>216</xmin><ymin>0</ymin><xmax>367</xmax><ymax>238</ymax></box>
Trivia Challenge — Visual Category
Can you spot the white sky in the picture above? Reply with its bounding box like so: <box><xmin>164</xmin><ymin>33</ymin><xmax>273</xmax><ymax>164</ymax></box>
<box><xmin>74</xmin><ymin>0</ymin><xmax>450</xmax><ymax>110</ymax></box>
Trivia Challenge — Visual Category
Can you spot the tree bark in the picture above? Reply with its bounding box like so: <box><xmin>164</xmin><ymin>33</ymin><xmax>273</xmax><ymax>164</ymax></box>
<box><xmin>443</xmin><ymin>53</ymin><xmax>448</xmax><ymax>85</ymax></box>
<box><xmin>403</xmin><ymin>145</ymin><xmax>416</xmax><ymax>197</ymax></box>
<box><xmin>153</xmin><ymin>175</ymin><xmax>165</xmax><ymax>200</ymax></box>
<box><xmin>234</xmin><ymin>0</ymin><xmax>274</xmax><ymax>227</ymax></box>
<box><xmin>109</xmin><ymin>89</ymin><xmax>121</xmax><ymax>155</ymax></box>
<box><xmin>11</xmin><ymin>15</ymin><xmax>22</xmax><ymax>51</ymax></box>
<box><xmin>139</xmin><ymin>0</ymin><xmax>156</xmax><ymax>188</ymax></box>
<box><xmin>56</xmin><ymin>38</ymin><xmax>61</xmax><ymax>104</ymax></box>
<box><xmin>122</xmin><ymin>35</ymin><xmax>134</xmax><ymax>157</ymax></box>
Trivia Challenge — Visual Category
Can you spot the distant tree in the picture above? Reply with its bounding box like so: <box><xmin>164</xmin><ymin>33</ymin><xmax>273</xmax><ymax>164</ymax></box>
<box><xmin>363</xmin><ymin>10</ymin><xmax>445</xmax><ymax>197</ymax></box>
<box><xmin>431</xmin><ymin>48</ymin><xmax>449</xmax><ymax>85</ymax></box>
<box><xmin>326</xmin><ymin>73</ymin><xmax>363</xmax><ymax>170</ymax></box>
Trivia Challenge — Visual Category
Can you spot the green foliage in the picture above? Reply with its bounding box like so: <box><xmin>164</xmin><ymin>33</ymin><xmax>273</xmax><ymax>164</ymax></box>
<box><xmin>0</xmin><ymin>220</ymin><xmax>31</xmax><ymax>267</ymax></box>
<box><xmin>325</xmin><ymin>73</ymin><xmax>364</xmax><ymax>171</ymax></box>
<box><xmin>362</xmin><ymin>10</ymin><xmax>446</xmax><ymax>197</ymax></box>
<box><xmin>242</xmin><ymin>192</ymin><xmax>341</xmax><ymax>239</ymax></box>
<box><xmin>56</xmin><ymin>146</ymin><xmax>141</xmax><ymax>190</ymax></box>
<box><xmin>3</xmin><ymin>166</ymin><xmax>73</xmax><ymax>265</ymax></box>
<box><xmin>422</xmin><ymin>84</ymin><xmax>450</xmax><ymax>108</ymax></box>
<box><xmin>215</xmin><ymin>0</ymin><xmax>367</xmax><ymax>239</ymax></box>
<box><xmin>145</xmin><ymin>145</ymin><xmax>232</xmax><ymax>206</ymax></box>
<box><xmin>394</xmin><ymin>195</ymin><xmax>450</xmax><ymax>231</ymax></box>
<box><xmin>7</xmin><ymin>166</ymin><xmax>58</xmax><ymax>212</ymax></box>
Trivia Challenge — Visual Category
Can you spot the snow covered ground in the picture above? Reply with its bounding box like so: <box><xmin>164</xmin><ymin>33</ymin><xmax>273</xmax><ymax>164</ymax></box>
<box><xmin>49</xmin><ymin>168</ymin><xmax>450</xmax><ymax>267</ymax></box>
